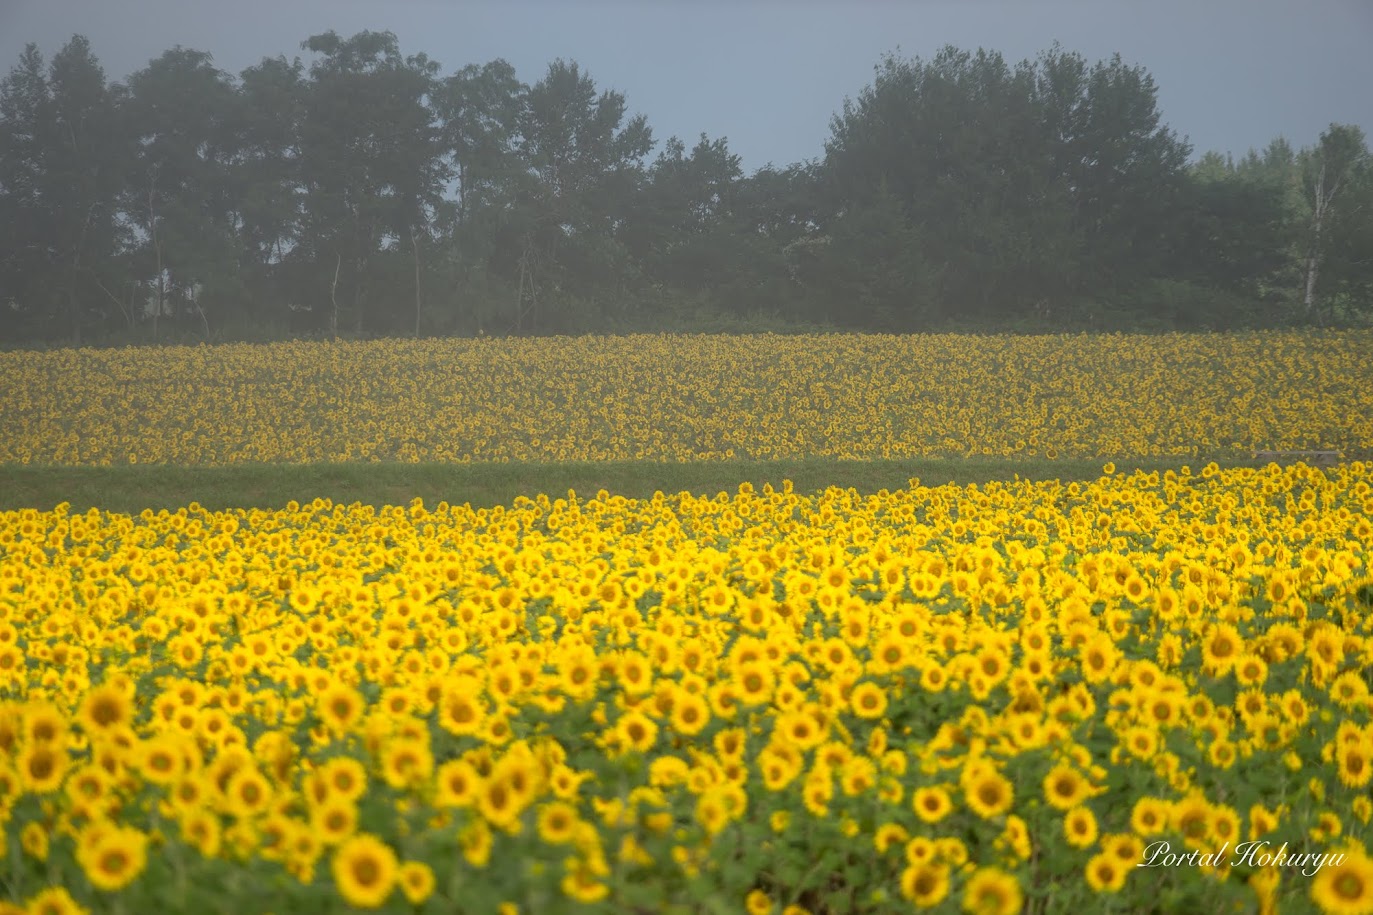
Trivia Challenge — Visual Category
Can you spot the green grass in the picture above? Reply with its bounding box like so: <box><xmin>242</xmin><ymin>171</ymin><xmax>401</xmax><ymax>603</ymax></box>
<box><xmin>0</xmin><ymin>455</ymin><xmax>1290</xmax><ymax>514</ymax></box>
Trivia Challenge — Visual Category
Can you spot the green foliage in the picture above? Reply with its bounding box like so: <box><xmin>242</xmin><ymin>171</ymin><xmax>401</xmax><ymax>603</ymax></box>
<box><xmin>1</xmin><ymin>33</ymin><xmax>1371</xmax><ymax>345</ymax></box>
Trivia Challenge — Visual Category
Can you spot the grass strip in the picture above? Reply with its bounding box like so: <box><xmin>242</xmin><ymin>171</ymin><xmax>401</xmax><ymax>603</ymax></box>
<box><xmin>0</xmin><ymin>455</ymin><xmax>1298</xmax><ymax>514</ymax></box>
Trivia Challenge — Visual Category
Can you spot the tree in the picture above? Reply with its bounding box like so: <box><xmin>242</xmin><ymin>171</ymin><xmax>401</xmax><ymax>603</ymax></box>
<box><xmin>1299</xmin><ymin>123</ymin><xmax>1369</xmax><ymax>321</ymax></box>
<box><xmin>124</xmin><ymin>47</ymin><xmax>242</xmax><ymax>339</ymax></box>
<box><xmin>230</xmin><ymin>54</ymin><xmax>306</xmax><ymax>330</ymax></box>
<box><xmin>429</xmin><ymin>59</ymin><xmax>526</xmax><ymax>333</ymax></box>
<box><xmin>0</xmin><ymin>38</ymin><xmax>127</xmax><ymax>342</ymax></box>
<box><xmin>500</xmin><ymin>59</ymin><xmax>653</xmax><ymax>332</ymax></box>
<box><xmin>296</xmin><ymin>31</ymin><xmax>448</xmax><ymax>336</ymax></box>
<box><xmin>626</xmin><ymin>133</ymin><xmax>744</xmax><ymax>294</ymax></box>
<box><xmin>1163</xmin><ymin>160</ymin><xmax>1292</xmax><ymax>327</ymax></box>
<box><xmin>0</xmin><ymin>44</ymin><xmax>53</xmax><ymax>336</ymax></box>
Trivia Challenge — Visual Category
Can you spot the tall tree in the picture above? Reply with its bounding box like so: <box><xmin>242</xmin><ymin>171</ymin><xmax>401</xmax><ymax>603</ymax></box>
<box><xmin>296</xmin><ymin>31</ymin><xmax>447</xmax><ymax>336</ymax></box>
<box><xmin>231</xmin><ymin>54</ymin><xmax>306</xmax><ymax>328</ymax></box>
<box><xmin>124</xmin><ymin>47</ymin><xmax>241</xmax><ymax>339</ymax></box>
<box><xmin>0</xmin><ymin>38</ymin><xmax>126</xmax><ymax>342</ymax></box>
<box><xmin>1299</xmin><ymin>123</ymin><xmax>1369</xmax><ymax>320</ymax></box>
<box><xmin>0</xmin><ymin>44</ymin><xmax>52</xmax><ymax>336</ymax></box>
<box><xmin>626</xmin><ymin>133</ymin><xmax>744</xmax><ymax>293</ymax></box>
<box><xmin>508</xmin><ymin>59</ymin><xmax>653</xmax><ymax>331</ymax></box>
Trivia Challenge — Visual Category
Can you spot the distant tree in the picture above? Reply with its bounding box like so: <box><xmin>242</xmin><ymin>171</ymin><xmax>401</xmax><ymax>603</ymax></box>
<box><xmin>625</xmin><ymin>133</ymin><xmax>745</xmax><ymax>296</ymax></box>
<box><xmin>822</xmin><ymin>44</ymin><xmax>1188</xmax><ymax>326</ymax></box>
<box><xmin>429</xmin><ymin>59</ymin><xmax>526</xmax><ymax>332</ymax></box>
<box><xmin>506</xmin><ymin>59</ymin><xmax>653</xmax><ymax>332</ymax></box>
<box><xmin>0</xmin><ymin>37</ymin><xmax>126</xmax><ymax>342</ymax></box>
<box><xmin>123</xmin><ymin>47</ymin><xmax>243</xmax><ymax>339</ymax></box>
<box><xmin>296</xmin><ymin>30</ymin><xmax>448</xmax><ymax>336</ymax></box>
<box><xmin>231</xmin><ymin>54</ymin><xmax>307</xmax><ymax>330</ymax></box>
<box><xmin>1298</xmin><ymin>124</ymin><xmax>1369</xmax><ymax>321</ymax></box>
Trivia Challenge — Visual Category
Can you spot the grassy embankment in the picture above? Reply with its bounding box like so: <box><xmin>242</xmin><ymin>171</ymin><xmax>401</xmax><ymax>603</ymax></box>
<box><xmin>0</xmin><ymin>454</ymin><xmax>1300</xmax><ymax>514</ymax></box>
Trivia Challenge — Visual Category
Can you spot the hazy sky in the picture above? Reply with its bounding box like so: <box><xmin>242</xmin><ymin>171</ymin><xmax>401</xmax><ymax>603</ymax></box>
<box><xmin>3</xmin><ymin>0</ymin><xmax>1371</xmax><ymax>172</ymax></box>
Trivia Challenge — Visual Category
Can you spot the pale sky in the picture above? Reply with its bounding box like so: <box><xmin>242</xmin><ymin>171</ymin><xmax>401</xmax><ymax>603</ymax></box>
<box><xmin>2</xmin><ymin>0</ymin><xmax>1371</xmax><ymax>172</ymax></box>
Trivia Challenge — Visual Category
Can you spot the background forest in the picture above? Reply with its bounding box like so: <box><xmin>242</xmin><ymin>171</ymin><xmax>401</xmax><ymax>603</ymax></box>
<box><xmin>1</xmin><ymin>31</ymin><xmax>1370</xmax><ymax>345</ymax></box>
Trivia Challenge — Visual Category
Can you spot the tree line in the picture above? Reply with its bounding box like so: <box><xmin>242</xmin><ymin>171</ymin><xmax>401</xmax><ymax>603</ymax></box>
<box><xmin>1</xmin><ymin>32</ymin><xmax>1370</xmax><ymax>345</ymax></box>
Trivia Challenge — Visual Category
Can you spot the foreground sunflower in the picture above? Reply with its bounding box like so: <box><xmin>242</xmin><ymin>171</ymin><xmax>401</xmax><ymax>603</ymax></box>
<box><xmin>1311</xmin><ymin>848</ymin><xmax>1373</xmax><ymax>915</ymax></box>
<box><xmin>331</xmin><ymin>833</ymin><xmax>399</xmax><ymax>909</ymax></box>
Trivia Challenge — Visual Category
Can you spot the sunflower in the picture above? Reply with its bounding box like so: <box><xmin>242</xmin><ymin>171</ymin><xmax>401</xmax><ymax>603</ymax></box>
<box><xmin>1102</xmin><ymin>833</ymin><xmax>1144</xmax><ymax>866</ymax></box>
<box><xmin>905</xmin><ymin>836</ymin><xmax>937</xmax><ymax>866</ymax></box>
<box><xmin>317</xmin><ymin>684</ymin><xmax>365</xmax><ymax>736</ymax></box>
<box><xmin>17</xmin><ymin>742</ymin><xmax>67</xmax><ymax>794</ymax></box>
<box><xmin>528</xmin><ymin>801</ymin><xmax>578</xmax><ymax>846</ymax></box>
<box><xmin>709</xmin><ymin>728</ymin><xmax>744</xmax><ymax>760</ymax></box>
<box><xmin>1209</xmin><ymin>804</ymin><xmax>1241</xmax><ymax>847</ymax></box>
<box><xmin>849</xmin><ymin>682</ymin><xmax>888</xmax><ymax>720</ymax></box>
<box><xmin>759</xmin><ymin>746</ymin><xmax>802</xmax><ymax>792</ymax></box>
<box><xmin>912</xmin><ymin>786</ymin><xmax>953</xmax><ymax>824</ymax></box>
<box><xmin>746</xmin><ymin>890</ymin><xmax>773</xmax><ymax>915</ymax></box>
<box><xmin>398</xmin><ymin>861</ymin><xmax>436</xmax><ymax>905</ymax></box>
<box><xmin>920</xmin><ymin>664</ymin><xmax>949</xmax><ymax>693</ymax></box>
<box><xmin>135</xmin><ymin>736</ymin><xmax>186</xmax><ymax>786</ymax></box>
<box><xmin>873</xmin><ymin>822</ymin><xmax>909</xmax><ymax>854</ymax></box>
<box><xmin>311</xmin><ymin>798</ymin><xmax>359</xmax><ymax>846</ymax></box>
<box><xmin>1234</xmin><ymin>653</ymin><xmax>1268</xmax><ymax>688</ymax></box>
<box><xmin>962</xmin><ymin>867</ymin><xmax>1023</xmax><ymax>915</ymax></box>
<box><xmin>1337</xmin><ymin>742</ymin><xmax>1373</xmax><ymax>790</ymax></box>
<box><xmin>22</xmin><ymin>887</ymin><xmax>86</xmax><ymax>915</ymax></box>
<box><xmin>435</xmin><ymin>759</ymin><xmax>483</xmax><ymax>808</ymax></box>
<box><xmin>78</xmin><ymin>683</ymin><xmax>133</xmax><ymax>735</ymax></box>
<box><xmin>669</xmin><ymin>690</ymin><xmax>710</xmax><ymax>737</ymax></box>
<box><xmin>1078</xmin><ymin>636</ymin><xmax>1117</xmax><ymax>685</ymax></box>
<box><xmin>557</xmin><ymin>651</ymin><xmax>599</xmax><ymax>700</ymax></box>
<box><xmin>561</xmin><ymin>857</ymin><xmax>610</xmax><ymax>904</ymax></box>
<box><xmin>733</xmin><ymin>661</ymin><xmax>776</xmax><ymax>707</ymax></box>
<box><xmin>1064</xmin><ymin>805</ymin><xmax>1099</xmax><ymax>848</ymax></box>
<box><xmin>1170</xmin><ymin>793</ymin><xmax>1213</xmax><ymax>850</ymax></box>
<box><xmin>20</xmin><ymin>822</ymin><xmax>49</xmax><ymax>862</ymax></box>
<box><xmin>1130</xmin><ymin>797</ymin><xmax>1170</xmax><ymax>836</ymax></box>
<box><xmin>22</xmin><ymin>701</ymin><xmax>68</xmax><ymax>746</ymax></box>
<box><xmin>315</xmin><ymin>829</ymin><xmax>395</xmax><ymax>908</ymax></box>
<box><xmin>438</xmin><ymin>687</ymin><xmax>488</xmax><ymax>737</ymax></box>
<box><xmin>319</xmin><ymin>757</ymin><xmax>368</xmax><ymax>802</ymax></box>
<box><xmin>460</xmin><ymin>819</ymin><xmax>493</xmax><ymax>868</ymax></box>
<box><xmin>1085</xmin><ymin>852</ymin><xmax>1128</xmax><ymax>893</ymax></box>
<box><xmin>801</xmin><ymin>767</ymin><xmax>833</xmax><ymax>817</ymax></box>
<box><xmin>839</xmin><ymin>756</ymin><xmax>878</xmax><ymax>797</ymax></box>
<box><xmin>963</xmin><ymin>766</ymin><xmax>1015</xmax><ymax>820</ymax></box>
<box><xmin>477</xmin><ymin>774</ymin><xmax>525</xmax><ymax>830</ymax></box>
<box><xmin>1201</xmin><ymin>623</ymin><xmax>1242</xmax><ymax>675</ymax></box>
<box><xmin>901</xmin><ymin>862</ymin><xmax>951</xmax><ymax>907</ymax></box>
<box><xmin>379</xmin><ymin>738</ymin><xmax>434</xmax><ymax>790</ymax></box>
<box><xmin>224</xmin><ymin>766</ymin><xmax>274</xmax><ymax>818</ymax></box>
<box><xmin>1310</xmin><ymin>847</ymin><xmax>1373</xmax><ymax>915</ymax></box>
<box><xmin>614</xmin><ymin>711</ymin><xmax>658</xmax><ymax>755</ymax></box>
<box><xmin>1043</xmin><ymin>762</ymin><xmax>1093</xmax><ymax>811</ymax></box>
<box><xmin>179</xmin><ymin>807</ymin><xmax>222</xmax><ymax>858</ymax></box>
<box><xmin>77</xmin><ymin>825</ymin><xmax>149</xmax><ymax>892</ymax></box>
<box><xmin>695</xmin><ymin>788</ymin><xmax>731</xmax><ymax>836</ymax></box>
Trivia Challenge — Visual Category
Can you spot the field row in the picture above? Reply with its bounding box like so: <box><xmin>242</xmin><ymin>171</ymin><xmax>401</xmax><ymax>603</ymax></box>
<box><xmin>3</xmin><ymin>331</ymin><xmax>1371</xmax><ymax>465</ymax></box>
<box><xmin>1</xmin><ymin>462</ymin><xmax>1371</xmax><ymax>912</ymax></box>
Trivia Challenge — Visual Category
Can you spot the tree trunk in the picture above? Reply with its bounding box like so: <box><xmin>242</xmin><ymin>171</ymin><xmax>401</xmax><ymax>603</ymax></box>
<box><xmin>1303</xmin><ymin>250</ymin><xmax>1321</xmax><ymax>319</ymax></box>
<box><xmin>1304</xmin><ymin>163</ymin><xmax>1326</xmax><ymax>318</ymax></box>
<box><xmin>330</xmin><ymin>252</ymin><xmax>341</xmax><ymax>341</ymax></box>
<box><xmin>412</xmin><ymin>227</ymin><xmax>422</xmax><ymax>338</ymax></box>
<box><xmin>148</xmin><ymin>172</ymin><xmax>163</xmax><ymax>342</ymax></box>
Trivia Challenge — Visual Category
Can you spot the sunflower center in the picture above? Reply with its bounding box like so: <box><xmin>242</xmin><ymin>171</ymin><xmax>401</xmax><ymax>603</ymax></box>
<box><xmin>1335</xmin><ymin>873</ymin><xmax>1365</xmax><ymax>900</ymax></box>
<box><xmin>99</xmin><ymin>849</ymin><xmax>129</xmax><ymax>875</ymax></box>
<box><xmin>354</xmin><ymin>858</ymin><xmax>380</xmax><ymax>886</ymax></box>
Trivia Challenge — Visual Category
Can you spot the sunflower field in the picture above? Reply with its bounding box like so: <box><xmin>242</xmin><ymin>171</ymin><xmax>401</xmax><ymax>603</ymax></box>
<box><xmin>2</xmin><ymin>456</ymin><xmax>1373</xmax><ymax>913</ymax></box>
<box><xmin>2</xmin><ymin>330</ymin><xmax>1372</xmax><ymax>465</ymax></box>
